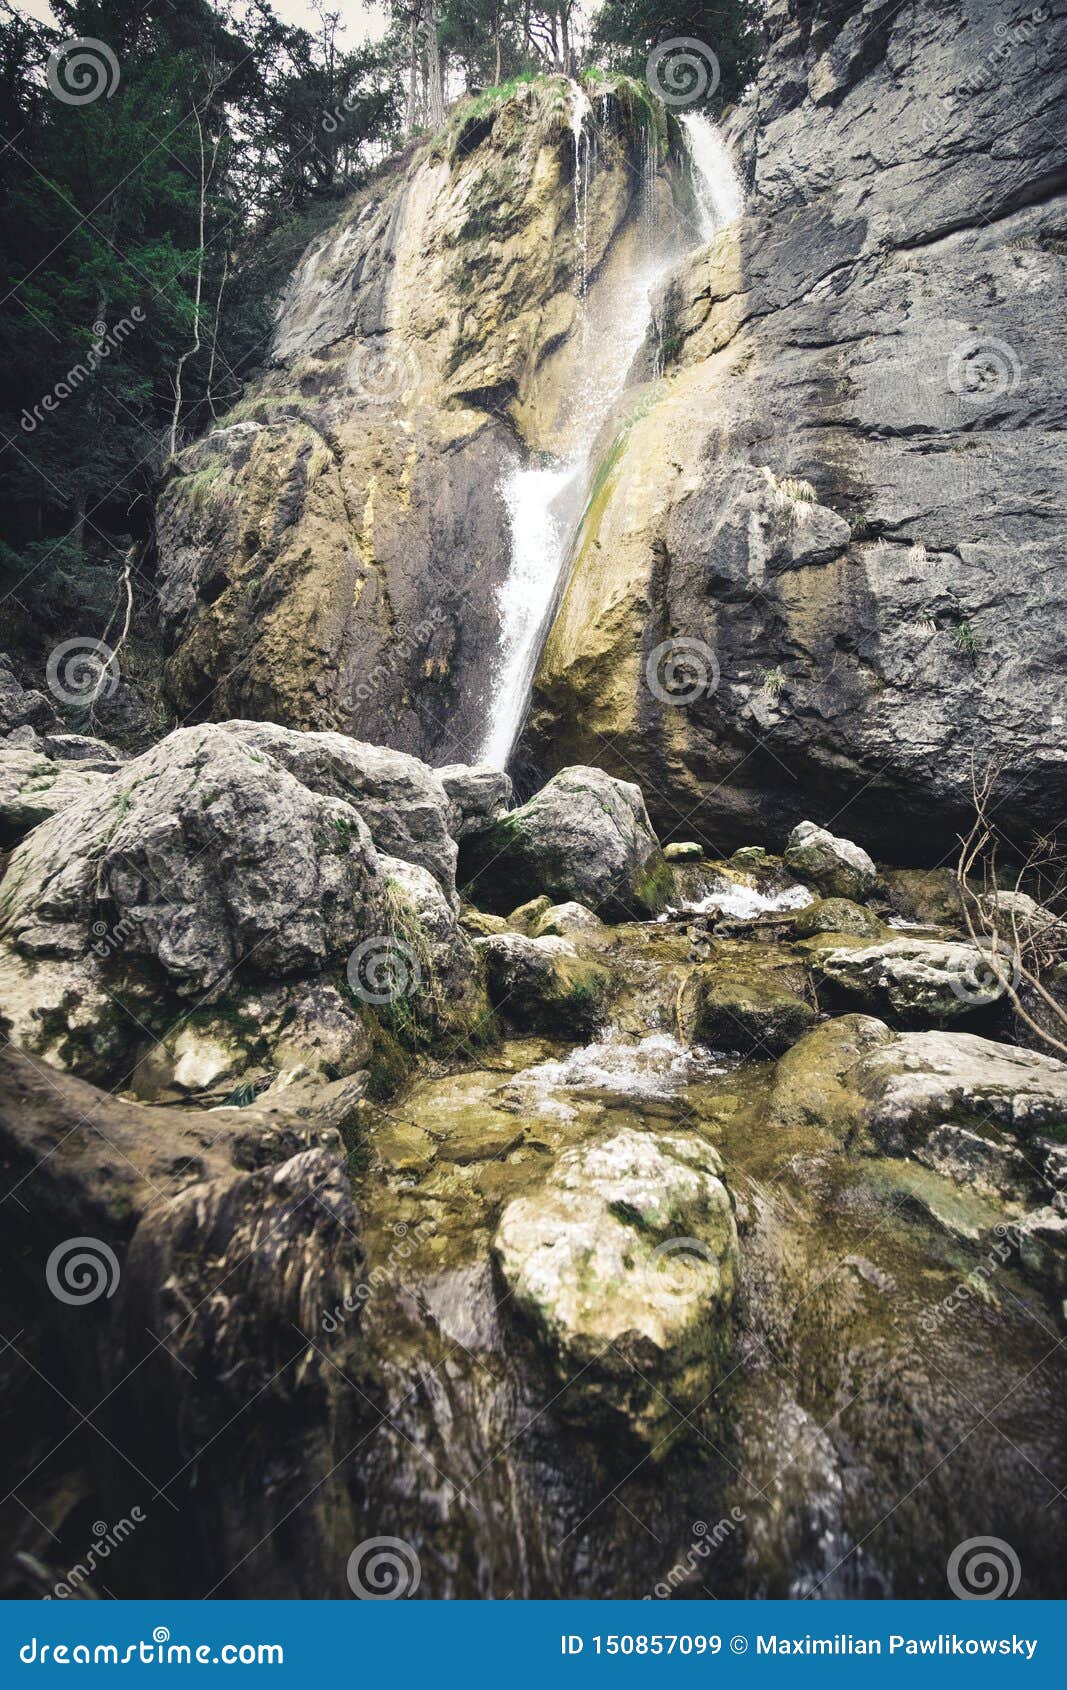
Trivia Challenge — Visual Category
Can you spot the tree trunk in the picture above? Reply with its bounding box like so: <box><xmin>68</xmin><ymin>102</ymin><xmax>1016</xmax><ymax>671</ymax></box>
<box><xmin>426</xmin><ymin>0</ymin><xmax>445</xmax><ymax>130</ymax></box>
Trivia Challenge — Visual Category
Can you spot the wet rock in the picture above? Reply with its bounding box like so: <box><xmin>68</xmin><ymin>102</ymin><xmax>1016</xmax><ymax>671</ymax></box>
<box><xmin>531</xmin><ymin>901</ymin><xmax>605</xmax><ymax>939</ymax></box>
<box><xmin>882</xmin><ymin>868</ymin><xmax>964</xmax><ymax>930</ymax></box>
<box><xmin>493</xmin><ymin>1125</ymin><xmax>738</xmax><ymax>1446</ymax></box>
<box><xmin>507</xmin><ymin>894</ymin><xmax>554</xmax><ymax>932</ymax></box>
<box><xmin>814</xmin><ymin>936</ymin><xmax>1015</xmax><ymax>1025</ymax></box>
<box><xmin>677</xmin><ymin>964</ymin><xmax>816</xmax><ymax>1056</ymax></box>
<box><xmin>461</xmin><ymin>766</ymin><xmax>671</xmax><ymax>920</ymax></box>
<box><xmin>476</xmin><ymin>933</ymin><xmax>610</xmax><ymax>1037</ymax></box>
<box><xmin>664</xmin><ymin>841</ymin><xmax>704</xmax><ymax>862</ymax></box>
<box><xmin>792</xmin><ymin>897</ymin><xmax>882</xmax><ymax>939</ymax></box>
<box><xmin>770</xmin><ymin>1016</ymin><xmax>1067</xmax><ymax>1199</ymax></box>
<box><xmin>784</xmin><ymin>822</ymin><xmax>879</xmax><ymax>902</ymax></box>
<box><xmin>436</xmin><ymin>764</ymin><xmax>513</xmax><ymax>839</ymax></box>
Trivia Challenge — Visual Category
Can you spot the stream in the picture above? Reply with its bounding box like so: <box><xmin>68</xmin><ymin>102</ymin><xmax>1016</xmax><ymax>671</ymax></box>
<box><xmin>350</xmin><ymin>901</ymin><xmax>1067</xmax><ymax>1599</ymax></box>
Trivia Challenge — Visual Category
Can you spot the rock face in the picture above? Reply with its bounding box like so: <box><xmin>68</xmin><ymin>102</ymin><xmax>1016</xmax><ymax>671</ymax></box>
<box><xmin>460</xmin><ymin>765</ymin><xmax>671</xmax><ymax>919</ymax></box>
<box><xmin>527</xmin><ymin>0</ymin><xmax>1067</xmax><ymax>854</ymax></box>
<box><xmin>493</xmin><ymin>1125</ymin><xmax>738</xmax><ymax>1446</ymax></box>
<box><xmin>153</xmin><ymin>79</ymin><xmax>679</xmax><ymax>766</ymax></box>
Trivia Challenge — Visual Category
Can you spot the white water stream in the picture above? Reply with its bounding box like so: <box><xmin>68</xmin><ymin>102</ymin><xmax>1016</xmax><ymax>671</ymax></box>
<box><xmin>476</xmin><ymin>103</ymin><xmax>743</xmax><ymax>771</ymax></box>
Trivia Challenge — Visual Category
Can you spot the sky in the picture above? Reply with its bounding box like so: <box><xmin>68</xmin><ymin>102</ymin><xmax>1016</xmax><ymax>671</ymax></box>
<box><xmin>12</xmin><ymin>0</ymin><xmax>391</xmax><ymax>42</ymax></box>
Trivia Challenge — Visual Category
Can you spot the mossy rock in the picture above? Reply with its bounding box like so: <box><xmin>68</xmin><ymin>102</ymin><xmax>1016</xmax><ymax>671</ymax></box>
<box><xmin>677</xmin><ymin>966</ymin><xmax>817</xmax><ymax>1056</ymax></box>
<box><xmin>477</xmin><ymin>933</ymin><xmax>611</xmax><ymax>1038</ymax></box>
<box><xmin>792</xmin><ymin>898</ymin><xmax>883</xmax><ymax>940</ymax></box>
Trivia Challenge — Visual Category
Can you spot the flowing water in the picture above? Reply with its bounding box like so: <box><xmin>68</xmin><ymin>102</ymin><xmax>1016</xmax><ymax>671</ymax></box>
<box><xmin>476</xmin><ymin>96</ymin><xmax>745</xmax><ymax>771</ymax></box>
<box><xmin>351</xmin><ymin>913</ymin><xmax>1067</xmax><ymax>1597</ymax></box>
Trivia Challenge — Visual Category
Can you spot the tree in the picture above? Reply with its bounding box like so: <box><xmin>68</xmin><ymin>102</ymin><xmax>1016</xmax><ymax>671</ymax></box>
<box><xmin>591</xmin><ymin>0</ymin><xmax>761</xmax><ymax>105</ymax></box>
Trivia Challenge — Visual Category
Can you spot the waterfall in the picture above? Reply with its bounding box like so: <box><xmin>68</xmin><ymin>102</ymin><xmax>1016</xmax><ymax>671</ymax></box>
<box><xmin>475</xmin><ymin>103</ymin><xmax>742</xmax><ymax>772</ymax></box>
<box><xmin>680</xmin><ymin>111</ymin><xmax>743</xmax><ymax>244</ymax></box>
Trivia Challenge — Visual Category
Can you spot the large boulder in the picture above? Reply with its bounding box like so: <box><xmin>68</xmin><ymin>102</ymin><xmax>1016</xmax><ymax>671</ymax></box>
<box><xmin>493</xmin><ymin>1125</ymin><xmax>738</xmax><ymax>1446</ymax></box>
<box><xmin>221</xmin><ymin>720</ymin><xmax>459</xmax><ymax>904</ymax></box>
<box><xmin>436</xmin><ymin>763</ymin><xmax>513</xmax><ymax>840</ymax></box>
<box><xmin>676</xmin><ymin>964</ymin><xmax>816</xmax><ymax>1056</ymax></box>
<box><xmin>813</xmin><ymin>935</ymin><xmax>1015</xmax><ymax>1024</ymax></box>
<box><xmin>460</xmin><ymin>766</ymin><xmax>671</xmax><ymax>920</ymax></box>
<box><xmin>784</xmin><ymin>822</ymin><xmax>879</xmax><ymax>902</ymax></box>
<box><xmin>476</xmin><ymin>932</ymin><xmax>610</xmax><ymax>1037</ymax></box>
<box><xmin>0</xmin><ymin>723</ymin><xmax>381</xmax><ymax>997</ymax></box>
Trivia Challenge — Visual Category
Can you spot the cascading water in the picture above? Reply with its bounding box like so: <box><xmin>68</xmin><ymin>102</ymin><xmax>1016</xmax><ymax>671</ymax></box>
<box><xmin>476</xmin><ymin>98</ymin><xmax>743</xmax><ymax>772</ymax></box>
<box><xmin>680</xmin><ymin>110</ymin><xmax>744</xmax><ymax>243</ymax></box>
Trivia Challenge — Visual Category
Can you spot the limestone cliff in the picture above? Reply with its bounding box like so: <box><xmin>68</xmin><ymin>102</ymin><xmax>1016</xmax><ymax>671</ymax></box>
<box><xmin>528</xmin><ymin>0</ymin><xmax>1067</xmax><ymax>854</ymax></box>
<box><xmin>155</xmin><ymin>77</ymin><xmax>678</xmax><ymax>766</ymax></box>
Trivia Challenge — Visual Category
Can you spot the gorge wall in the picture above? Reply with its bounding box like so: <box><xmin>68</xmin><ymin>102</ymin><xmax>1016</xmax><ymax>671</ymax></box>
<box><xmin>528</xmin><ymin>0</ymin><xmax>1067</xmax><ymax>854</ymax></box>
<box><xmin>155</xmin><ymin>0</ymin><xmax>1067</xmax><ymax>857</ymax></box>
<box><xmin>155</xmin><ymin>78</ymin><xmax>682</xmax><ymax>768</ymax></box>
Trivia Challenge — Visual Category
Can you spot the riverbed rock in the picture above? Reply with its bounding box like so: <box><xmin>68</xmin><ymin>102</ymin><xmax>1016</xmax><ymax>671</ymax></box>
<box><xmin>493</xmin><ymin>1125</ymin><xmax>738</xmax><ymax>1446</ymax></box>
<box><xmin>783</xmin><ymin>822</ymin><xmax>879</xmax><ymax>902</ymax></box>
<box><xmin>769</xmin><ymin>1016</ymin><xmax>1067</xmax><ymax>1209</ymax></box>
<box><xmin>460</xmin><ymin>765</ymin><xmax>671</xmax><ymax>920</ymax></box>
<box><xmin>792</xmin><ymin>897</ymin><xmax>882</xmax><ymax>940</ymax></box>
<box><xmin>664</xmin><ymin>841</ymin><xmax>704</xmax><ymax>863</ymax></box>
<box><xmin>882</xmin><ymin>868</ymin><xmax>964</xmax><ymax>930</ymax></box>
<box><xmin>476</xmin><ymin>932</ymin><xmax>610</xmax><ymax>1037</ymax></box>
<box><xmin>677</xmin><ymin>963</ymin><xmax>816</xmax><ymax>1056</ymax></box>
<box><xmin>531</xmin><ymin>901</ymin><xmax>605</xmax><ymax>939</ymax></box>
<box><xmin>814</xmin><ymin>935</ymin><xmax>1015</xmax><ymax>1024</ymax></box>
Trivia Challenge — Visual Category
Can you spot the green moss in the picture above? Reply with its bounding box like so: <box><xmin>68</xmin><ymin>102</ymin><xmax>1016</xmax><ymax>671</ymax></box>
<box><xmin>633</xmin><ymin>854</ymin><xmax>675</xmax><ymax>917</ymax></box>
